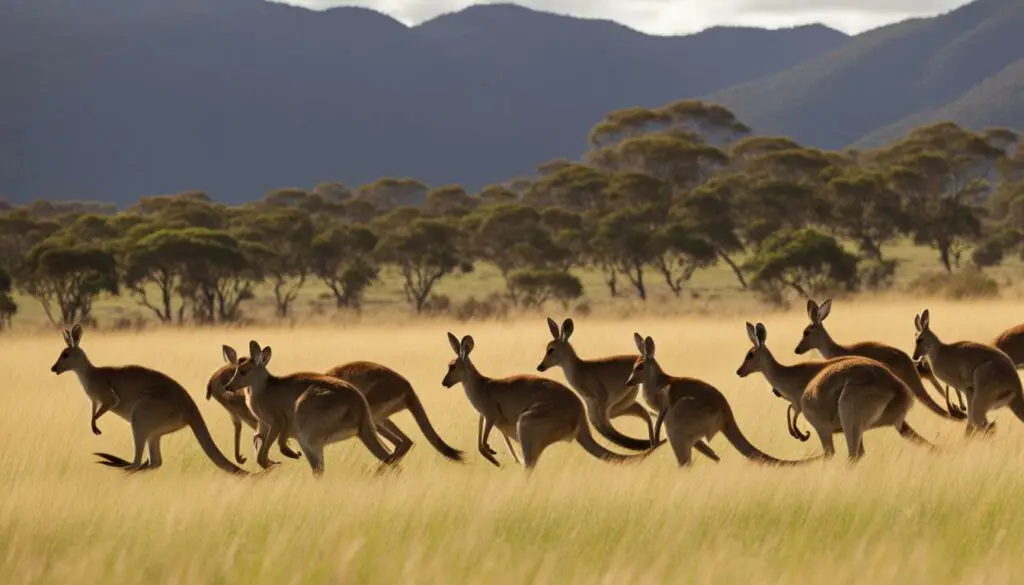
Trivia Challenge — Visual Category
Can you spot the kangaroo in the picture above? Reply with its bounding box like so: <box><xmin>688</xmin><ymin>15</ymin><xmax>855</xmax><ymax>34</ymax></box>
<box><xmin>795</xmin><ymin>298</ymin><xmax>965</xmax><ymax>421</ymax></box>
<box><xmin>992</xmin><ymin>323</ymin><xmax>1024</xmax><ymax>368</ymax></box>
<box><xmin>536</xmin><ymin>317</ymin><xmax>719</xmax><ymax>462</ymax></box>
<box><xmin>205</xmin><ymin>361</ymin><xmax>303</xmax><ymax>465</ymax></box>
<box><xmin>737</xmin><ymin>322</ymin><xmax>934</xmax><ymax>461</ymax></box>
<box><xmin>626</xmin><ymin>333</ymin><xmax>818</xmax><ymax>467</ymax></box>
<box><xmin>50</xmin><ymin>325</ymin><xmax>247</xmax><ymax>475</ymax></box>
<box><xmin>912</xmin><ymin>309</ymin><xmax>1024</xmax><ymax>435</ymax></box>
<box><xmin>442</xmin><ymin>332</ymin><xmax>656</xmax><ymax>470</ymax></box>
<box><xmin>222</xmin><ymin>341</ymin><xmax>404</xmax><ymax>476</ymax></box>
<box><xmin>325</xmin><ymin>361</ymin><xmax>464</xmax><ymax>463</ymax></box>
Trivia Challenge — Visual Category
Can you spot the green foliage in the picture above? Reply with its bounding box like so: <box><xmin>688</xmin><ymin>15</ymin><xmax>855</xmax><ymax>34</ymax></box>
<box><xmin>309</xmin><ymin>225</ymin><xmax>379</xmax><ymax>309</ymax></box>
<box><xmin>508</xmin><ymin>269</ymin><xmax>584</xmax><ymax>309</ymax></box>
<box><xmin>745</xmin><ymin>229</ymin><xmax>860</xmax><ymax>305</ymax></box>
<box><xmin>376</xmin><ymin>219</ymin><xmax>471</xmax><ymax>313</ymax></box>
<box><xmin>233</xmin><ymin>207</ymin><xmax>315</xmax><ymax>317</ymax></box>
<box><xmin>18</xmin><ymin>238</ymin><xmax>119</xmax><ymax>326</ymax></box>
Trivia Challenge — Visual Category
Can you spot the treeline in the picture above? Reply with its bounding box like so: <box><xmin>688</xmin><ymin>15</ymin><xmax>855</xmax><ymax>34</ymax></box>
<box><xmin>1</xmin><ymin>101</ymin><xmax>1023</xmax><ymax>330</ymax></box>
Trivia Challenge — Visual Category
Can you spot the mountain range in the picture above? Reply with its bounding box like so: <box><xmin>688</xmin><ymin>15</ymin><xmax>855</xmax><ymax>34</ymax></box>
<box><xmin>1</xmin><ymin>0</ymin><xmax>1021</xmax><ymax>206</ymax></box>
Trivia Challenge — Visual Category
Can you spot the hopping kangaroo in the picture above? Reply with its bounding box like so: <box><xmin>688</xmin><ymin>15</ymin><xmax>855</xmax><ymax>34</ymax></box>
<box><xmin>325</xmin><ymin>361</ymin><xmax>464</xmax><ymax>463</ymax></box>
<box><xmin>50</xmin><ymin>325</ymin><xmax>246</xmax><ymax>475</ymax></box>
<box><xmin>626</xmin><ymin>333</ymin><xmax>816</xmax><ymax>467</ymax></box>
<box><xmin>206</xmin><ymin>361</ymin><xmax>303</xmax><ymax>465</ymax></box>
<box><xmin>738</xmin><ymin>322</ymin><xmax>933</xmax><ymax>461</ymax></box>
<box><xmin>795</xmin><ymin>299</ymin><xmax>965</xmax><ymax>421</ymax></box>
<box><xmin>443</xmin><ymin>332</ymin><xmax>656</xmax><ymax>470</ymax></box>
<box><xmin>537</xmin><ymin>318</ymin><xmax>719</xmax><ymax>461</ymax></box>
<box><xmin>912</xmin><ymin>309</ymin><xmax>1024</xmax><ymax>435</ymax></box>
<box><xmin>992</xmin><ymin>323</ymin><xmax>1024</xmax><ymax>368</ymax></box>
<box><xmin>222</xmin><ymin>342</ymin><xmax>404</xmax><ymax>476</ymax></box>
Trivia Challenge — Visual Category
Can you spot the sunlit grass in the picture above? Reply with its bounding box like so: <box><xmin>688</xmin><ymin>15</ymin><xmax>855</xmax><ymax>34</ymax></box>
<box><xmin>2</xmin><ymin>298</ymin><xmax>1024</xmax><ymax>583</ymax></box>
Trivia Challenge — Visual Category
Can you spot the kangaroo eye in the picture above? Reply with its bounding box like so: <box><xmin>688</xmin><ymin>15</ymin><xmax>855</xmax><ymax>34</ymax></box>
<box><xmin>802</xmin><ymin>330</ymin><xmax>809</xmax><ymax>337</ymax></box>
<box><xmin>60</xmin><ymin>351</ymin><xmax>68</xmax><ymax>359</ymax></box>
<box><xmin>746</xmin><ymin>350</ymin><xmax>754</xmax><ymax>360</ymax></box>
<box><xmin>546</xmin><ymin>347</ymin><xmax>554</xmax><ymax>354</ymax></box>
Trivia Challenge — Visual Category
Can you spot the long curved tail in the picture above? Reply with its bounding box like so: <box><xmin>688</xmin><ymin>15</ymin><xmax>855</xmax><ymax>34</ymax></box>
<box><xmin>575</xmin><ymin>420</ymin><xmax>653</xmax><ymax>464</ymax></box>
<box><xmin>404</xmin><ymin>390</ymin><xmax>464</xmax><ymax>462</ymax></box>
<box><xmin>592</xmin><ymin>416</ymin><xmax>666</xmax><ymax>451</ymax></box>
<box><xmin>907</xmin><ymin>373</ymin><xmax>965</xmax><ymax>420</ymax></box>
<box><xmin>721</xmin><ymin>404</ymin><xmax>820</xmax><ymax>466</ymax></box>
<box><xmin>186</xmin><ymin>403</ymin><xmax>249</xmax><ymax>475</ymax></box>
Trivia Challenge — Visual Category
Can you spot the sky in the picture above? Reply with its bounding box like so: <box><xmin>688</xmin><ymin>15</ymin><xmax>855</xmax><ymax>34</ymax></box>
<box><xmin>281</xmin><ymin>0</ymin><xmax>974</xmax><ymax>35</ymax></box>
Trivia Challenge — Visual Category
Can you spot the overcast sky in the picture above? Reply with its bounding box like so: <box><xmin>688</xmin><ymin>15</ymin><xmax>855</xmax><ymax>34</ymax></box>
<box><xmin>281</xmin><ymin>0</ymin><xmax>972</xmax><ymax>35</ymax></box>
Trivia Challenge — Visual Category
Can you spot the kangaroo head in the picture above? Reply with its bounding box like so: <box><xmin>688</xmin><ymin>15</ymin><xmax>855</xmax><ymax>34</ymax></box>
<box><xmin>912</xmin><ymin>309</ymin><xmax>935</xmax><ymax>361</ymax></box>
<box><xmin>537</xmin><ymin>317</ymin><xmax>574</xmax><ymax>372</ymax></box>
<box><xmin>223</xmin><ymin>341</ymin><xmax>271</xmax><ymax>391</ymax></box>
<box><xmin>736</xmin><ymin>322</ymin><xmax>769</xmax><ymax>377</ymax></box>
<box><xmin>795</xmin><ymin>298</ymin><xmax>832</xmax><ymax>355</ymax></box>
<box><xmin>442</xmin><ymin>332</ymin><xmax>474</xmax><ymax>388</ymax></box>
<box><xmin>51</xmin><ymin>324</ymin><xmax>87</xmax><ymax>375</ymax></box>
<box><xmin>625</xmin><ymin>332</ymin><xmax>657</xmax><ymax>387</ymax></box>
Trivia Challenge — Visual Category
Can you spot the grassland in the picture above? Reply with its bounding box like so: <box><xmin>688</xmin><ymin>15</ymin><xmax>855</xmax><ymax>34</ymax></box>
<box><xmin>3</xmin><ymin>298</ymin><xmax>1024</xmax><ymax>584</ymax></box>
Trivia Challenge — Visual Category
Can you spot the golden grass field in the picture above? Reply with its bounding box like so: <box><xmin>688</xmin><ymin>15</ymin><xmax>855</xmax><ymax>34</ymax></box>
<box><xmin>4</xmin><ymin>298</ymin><xmax>1024</xmax><ymax>584</ymax></box>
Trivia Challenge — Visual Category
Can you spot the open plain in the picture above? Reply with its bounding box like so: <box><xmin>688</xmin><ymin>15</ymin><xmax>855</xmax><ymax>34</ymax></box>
<box><xmin>3</xmin><ymin>298</ymin><xmax>1024</xmax><ymax>584</ymax></box>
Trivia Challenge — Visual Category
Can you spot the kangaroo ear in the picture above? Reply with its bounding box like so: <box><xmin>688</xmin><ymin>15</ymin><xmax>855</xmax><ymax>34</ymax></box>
<box><xmin>546</xmin><ymin>317</ymin><xmax>559</xmax><ymax>340</ymax></box>
<box><xmin>644</xmin><ymin>336</ymin><xmax>656</xmax><ymax>359</ymax></box>
<box><xmin>633</xmin><ymin>332</ymin><xmax>644</xmax><ymax>354</ymax></box>
<box><xmin>71</xmin><ymin>324</ymin><xmax>84</xmax><ymax>347</ymax></box>
<box><xmin>248</xmin><ymin>340</ymin><xmax>261</xmax><ymax>361</ymax></box>
<box><xmin>755</xmin><ymin>323</ymin><xmax>767</xmax><ymax>345</ymax></box>
<box><xmin>806</xmin><ymin>299</ymin><xmax>819</xmax><ymax>323</ymax></box>
<box><xmin>461</xmin><ymin>335</ymin><xmax>475</xmax><ymax>359</ymax></box>
<box><xmin>921</xmin><ymin>309</ymin><xmax>930</xmax><ymax>330</ymax></box>
<box><xmin>447</xmin><ymin>332</ymin><xmax>461</xmax><ymax>355</ymax></box>
<box><xmin>914</xmin><ymin>313</ymin><xmax>922</xmax><ymax>332</ymax></box>
<box><xmin>560</xmin><ymin>318</ymin><xmax>574</xmax><ymax>342</ymax></box>
<box><xmin>62</xmin><ymin>329</ymin><xmax>73</xmax><ymax>348</ymax></box>
<box><xmin>745</xmin><ymin>322</ymin><xmax>758</xmax><ymax>346</ymax></box>
<box><xmin>259</xmin><ymin>346</ymin><xmax>272</xmax><ymax>365</ymax></box>
<box><xmin>222</xmin><ymin>345</ymin><xmax>238</xmax><ymax>364</ymax></box>
<box><xmin>818</xmin><ymin>299</ymin><xmax>832</xmax><ymax>321</ymax></box>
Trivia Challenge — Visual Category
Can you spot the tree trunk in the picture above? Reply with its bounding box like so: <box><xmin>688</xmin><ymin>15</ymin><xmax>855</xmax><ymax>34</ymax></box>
<box><xmin>717</xmin><ymin>248</ymin><xmax>747</xmax><ymax>289</ymax></box>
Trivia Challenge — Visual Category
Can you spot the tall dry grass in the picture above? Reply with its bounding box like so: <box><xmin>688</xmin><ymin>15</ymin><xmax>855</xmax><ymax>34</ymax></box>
<box><xmin>2</xmin><ymin>298</ymin><xmax>1024</xmax><ymax>584</ymax></box>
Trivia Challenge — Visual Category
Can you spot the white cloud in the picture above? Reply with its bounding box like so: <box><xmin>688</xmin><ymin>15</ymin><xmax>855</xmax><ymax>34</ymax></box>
<box><xmin>281</xmin><ymin>0</ymin><xmax>973</xmax><ymax>34</ymax></box>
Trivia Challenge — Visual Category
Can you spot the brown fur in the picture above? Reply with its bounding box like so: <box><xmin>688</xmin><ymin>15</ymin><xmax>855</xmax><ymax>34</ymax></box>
<box><xmin>326</xmin><ymin>361</ymin><xmax>463</xmax><ymax>462</ymax></box>
<box><xmin>443</xmin><ymin>332</ymin><xmax>657</xmax><ymax>470</ymax></box>
<box><xmin>51</xmin><ymin>325</ymin><xmax>246</xmax><ymax>475</ymax></box>
<box><xmin>628</xmin><ymin>332</ymin><xmax>818</xmax><ymax>467</ymax></box>
<box><xmin>795</xmin><ymin>298</ymin><xmax>965</xmax><ymax>421</ymax></box>
<box><xmin>223</xmin><ymin>341</ymin><xmax>404</xmax><ymax>476</ymax></box>
<box><xmin>738</xmin><ymin>321</ymin><xmax>934</xmax><ymax>461</ymax></box>
<box><xmin>913</xmin><ymin>310</ymin><xmax>1024</xmax><ymax>436</ymax></box>
<box><xmin>992</xmin><ymin>323</ymin><xmax>1024</xmax><ymax>368</ymax></box>
<box><xmin>205</xmin><ymin>361</ymin><xmax>302</xmax><ymax>465</ymax></box>
<box><xmin>536</xmin><ymin>317</ymin><xmax>719</xmax><ymax>461</ymax></box>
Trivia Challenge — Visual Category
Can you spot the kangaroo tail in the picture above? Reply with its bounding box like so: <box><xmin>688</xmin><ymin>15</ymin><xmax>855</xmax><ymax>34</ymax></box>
<box><xmin>722</xmin><ymin>404</ymin><xmax>820</xmax><ymax>466</ymax></box>
<box><xmin>908</xmin><ymin>373</ymin><xmax>965</xmax><ymax>420</ymax></box>
<box><xmin>404</xmin><ymin>389</ymin><xmax>464</xmax><ymax>462</ymax></box>
<box><xmin>593</xmin><ymin>416</ymin><xmax>665</xmax><ymax>451</ymax></box>
<box><xmin>186</xmin><ymin>403</ymin><xmax>249</xmax><ymax>475</ymax></box>
<box><xmin>575</xmin><ymin>420</ymin><xmax>652</xmax><ymax>464</ymax></box>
